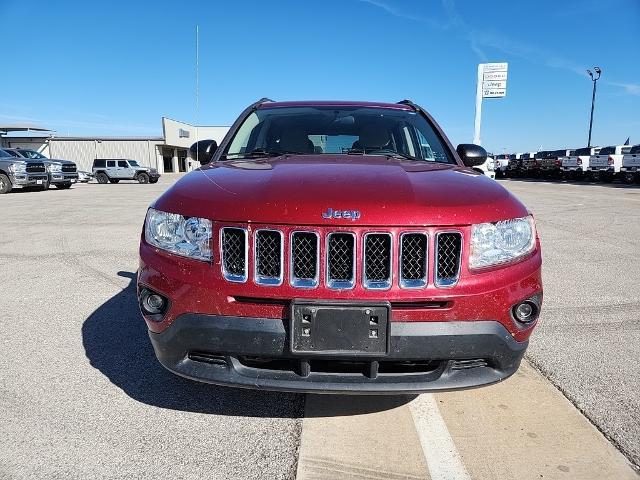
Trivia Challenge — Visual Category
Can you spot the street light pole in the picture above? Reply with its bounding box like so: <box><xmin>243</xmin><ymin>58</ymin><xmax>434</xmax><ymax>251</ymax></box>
<box><xmin>587</xmin><ymin>66</ymin><xmax>601</xmax><ymax>148</ymax></box>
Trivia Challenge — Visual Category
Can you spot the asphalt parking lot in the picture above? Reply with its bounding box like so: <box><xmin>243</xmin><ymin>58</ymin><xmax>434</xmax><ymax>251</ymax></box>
<box><xmin>1</xmin><ymin>175</ymin><xmax>638</xmax><ymax>479</ymax></box>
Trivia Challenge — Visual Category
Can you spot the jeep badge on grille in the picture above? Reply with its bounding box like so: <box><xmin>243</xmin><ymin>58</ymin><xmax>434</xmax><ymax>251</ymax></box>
<box><xmin>322</xmin><ymin>208</ymin><xmax>361</xmax><ymax>221</ymax></box>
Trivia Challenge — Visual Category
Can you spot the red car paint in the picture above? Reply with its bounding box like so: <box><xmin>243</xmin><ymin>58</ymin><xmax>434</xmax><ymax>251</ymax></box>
<box><xmin>138</xmin><ymin>99</ymin><xmax>543</xmax><ymax>392</ymax></box>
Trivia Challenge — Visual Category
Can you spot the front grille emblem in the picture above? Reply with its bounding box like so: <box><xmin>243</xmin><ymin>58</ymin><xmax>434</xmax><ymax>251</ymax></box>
<box><xmin>322</xmin><ymin>208</ymin><xmax>361</xmax><ymax>221</ymax></box>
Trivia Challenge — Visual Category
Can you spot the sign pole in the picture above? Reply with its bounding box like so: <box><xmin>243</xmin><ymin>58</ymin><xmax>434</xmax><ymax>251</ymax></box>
<box><xmin>473</xmin><ymin>63</ymin><xmax>483</xmax><ymax>145</ymax></box>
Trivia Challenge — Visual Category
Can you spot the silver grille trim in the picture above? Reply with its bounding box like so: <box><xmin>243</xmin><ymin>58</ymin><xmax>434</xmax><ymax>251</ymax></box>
<box><xmin>326</xmin><ymin>232</ymin><xmax>356</xmax><ymax>290</ymax></box>
<box><xmin>254</xmin><ymin>229</ymin><xmax>284</xmax><ymax>286</ymax></box>
<box><xmin>290</xmin><ymin>231</ymin><xmax>320</xmax><ymax>288</ymax></box>
<box><xmin>399</xmin><ymin>232</ymin><xmax>428</xmax><ymax>289</ymax></box>
<box><xmin>220</xmin><ymin>227</ymin><xmax>248</xmax><ymax>283</ymax></box>
<box><xmin>435</xmin><ymin>231</ymin><xmax>463</xmax><ymax>288</ymax></box>
<box><xmin>363</xmin><ymin>233</ymin><xmax>392</xmax><ymax>290</ymax></box>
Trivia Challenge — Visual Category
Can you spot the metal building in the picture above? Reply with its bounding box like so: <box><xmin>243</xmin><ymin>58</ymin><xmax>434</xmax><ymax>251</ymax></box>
<box><xmin>1</xmin><ymin>118</ymin><xmax>229</xmax><ymax>174</ymax></box>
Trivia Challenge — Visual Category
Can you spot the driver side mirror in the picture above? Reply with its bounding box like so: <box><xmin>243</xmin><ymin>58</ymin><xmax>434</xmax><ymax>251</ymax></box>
<box><xmin>456</xmin><ymin>143</ymin><xmax>487</xmax><ymax>167</ymax></box>
<box><xmin>189</xmin><ymin>139</ymin><xmax>218</xmax><ymax>165</ymax></box>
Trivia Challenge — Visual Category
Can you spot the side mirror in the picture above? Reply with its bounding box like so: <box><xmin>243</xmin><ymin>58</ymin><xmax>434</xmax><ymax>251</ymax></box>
<box><xmin>456</xmin><ymin>143</ymin><xmax>487</xmax><ymax>167</ymax></box>
<box><xmin>189</xmin><ymin>139</ymin><xmax>218</xmax><ymax>165</ymax></box>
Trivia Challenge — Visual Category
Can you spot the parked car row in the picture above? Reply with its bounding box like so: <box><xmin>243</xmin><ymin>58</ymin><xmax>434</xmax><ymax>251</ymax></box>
<box><xmin>0</xmin><ymin>147</ymin><xmax>160</xmax><ymax>194</ymax></box>
<box><xmin>495</xmin><ymin>144</ymin><xmax>639</xmax><ymax>183</ymax></box>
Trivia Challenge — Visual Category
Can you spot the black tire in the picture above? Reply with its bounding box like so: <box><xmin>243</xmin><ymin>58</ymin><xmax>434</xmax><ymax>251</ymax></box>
<box><xmin>137</xmin><ymin>172</ymin><xmax>150</xmax><ymax>184</ymax></box>
<box><xmin>622</xmin><ymin>172</ymin><xmax>635</xmax><ymax>184</ymax></box>
<box><xmin>109</xmin><ymin>179</ymin><xmax>120</xmax><ymax>184</ymax></box>
<box><xmin>55</xmin><ymin>183</ymin><xmax>72</xmax><ymax>189</ymax></box>
<box><xmin>96</xmin><ymin>172</ymin><xmax>109</xmax><ymax>184</ymax></box>
<box><xmin>149</xmin><ymin>178</ymin><xmax>159</xmax><ymax>184</ymax></box>
<box><xmin>40</xmin><ymin>179</ymin><xmax>49</xmax><ymax>191</ymax></box>
<box><xmin>0</xmin><ymin>173</ymin><xmax>12</xmax><ymax>194</ymax></box>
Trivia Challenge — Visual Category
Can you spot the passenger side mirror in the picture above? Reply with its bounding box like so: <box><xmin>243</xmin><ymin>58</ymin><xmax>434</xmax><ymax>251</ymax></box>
<box><xmin>189</xmin><ymin>139</ymin><xmax>218</xmax><ymax>165</ymax></box>
<box><xmin>456</xmin><ymin>144</ymin><xmax>487</xmax><ymax>167</ymax></box>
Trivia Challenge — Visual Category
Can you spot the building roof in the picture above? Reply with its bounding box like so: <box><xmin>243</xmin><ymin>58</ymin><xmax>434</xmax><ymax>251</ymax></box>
<box><xmin>0</xmin><ymin>123</ymin><xmax>52</xmax><ymax>133</ymax></box>
<box><xmin>49</xmin><ymin>136</ymin><xmax>164</xmax><ymax>141</ymax></box>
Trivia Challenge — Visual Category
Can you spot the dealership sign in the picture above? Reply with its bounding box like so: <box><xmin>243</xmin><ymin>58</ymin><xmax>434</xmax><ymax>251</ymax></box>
<box><xmin>481</xmin><ymin>63</ymin><xmax>508</xmax><ymax>98</ymax></box>
<box><xmin>474</xmin><ymin>62</ymin><xmax>509</xmax><ymax>144</ymax></box>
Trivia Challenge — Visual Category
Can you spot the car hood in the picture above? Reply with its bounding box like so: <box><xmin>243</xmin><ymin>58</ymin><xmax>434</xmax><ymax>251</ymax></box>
<box><xmin>153</xmin><ymin>155</ymin><xmax>529</xmax><ymax>226</ymax></box>
<box><xmin>44</xmin><ymin>158</ymin><xmax>76</xmax><ymax>165</ymax></box>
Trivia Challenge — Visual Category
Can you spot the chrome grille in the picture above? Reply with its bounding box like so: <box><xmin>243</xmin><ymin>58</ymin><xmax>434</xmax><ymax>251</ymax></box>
<box><xmin>254</xmin><ymin>230</ymin><xmax>283</xmax><ymax>285</ymax></box>
<box><xmin>435</xmin><ymin>232</ymin><xmax>462</xmax><ymax>287</ymax></box>
<box><xmin>363</xmin><ymin>233</ymin><xmax>392</xmax><ymax>289</ymax></box>
<box><xmin>291</xmin><ymin>232</ymin><xmax>319</xmax><ymax>287</ymax></box>
<box><xmin>221</xmin><ymin>228</ymin><xmax>247</xmax><ymax>282</ymax></box>
<box><xmin>400</xmin><ymin>233</ymin><xmax>427</xmax><ymax>288</ymax></box>
<box><xmin>219</xmin><ymin>226</ymin><xmax>463</xmax><ymax>289</ymax></box>
<box><xmin>327</xmin><ymin>233</ymin><xmax>355</xmax><ymax>289</ymax></box>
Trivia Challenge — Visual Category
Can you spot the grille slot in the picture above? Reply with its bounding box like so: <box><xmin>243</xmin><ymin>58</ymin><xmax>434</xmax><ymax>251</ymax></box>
<box><xmin>400</xmin><ymin>233</ymin><xmax>428</xmax><ymax>288</ymax></box>
<box><xmin>221</xmin><ymin>227</ymin><xmax>247</xmax><ymax>282</ymax></box>
<box><xmin>254</xmin><ymin>230</ymin><xmax>283</xmax><ymax>285</ymax></box>
<box><xmin>62</xmin><ymin>164</ymin><xmax>77</xmax><ymax>173</ymax></box>
<box><xmin>363</xmin><ymin>233</ymin><xmax>392</xmax><ymax>289</ymax></box>
<box><xmin>327</xmin><ymin>233</ymin><xmax>355</xmax><ymax>289</ymax></box>
<box><xmin>290</xmin><ymin>232</ymin><xmax>319</xmax><ymax>288</ymax></box>
<box><xmin>26</xmin><ymin>162</ymin><xmax>45</xmax><ymax>173</ymax></box>
<box><xmin>435</xmin><ymin>232</ymin><xmax>462</xmax><ymax>287</ymax></box>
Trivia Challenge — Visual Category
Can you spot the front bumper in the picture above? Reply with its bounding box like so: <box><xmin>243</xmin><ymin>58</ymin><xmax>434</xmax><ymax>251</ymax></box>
<box><xmin>10</xmin><ymin>173</ymin><xmax>48</xmax><ymax>187</ymax></box>
<box><xmin>50</xmin><ymin>173</ymin><xmax>79</xmax><ymax>184</ymax></box>
<box><xmin>149</xmin><ymin>314</ymin><xmax>528</xmax><ymax>394</ymax></box>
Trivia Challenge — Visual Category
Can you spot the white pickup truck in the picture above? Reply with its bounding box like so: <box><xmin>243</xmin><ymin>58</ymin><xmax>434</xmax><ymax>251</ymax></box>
<box><xmin>492</xmin><ymin>154</ymin><xmax>510</xmax><ymax>177</ymax></box>
<box><xmin>620</xmin><ymin>144</ymin><xmax>640</xmax><ymax>183</ymax></box>
<box><xmin>561</xmin><ymin>147</ymin><xmax>599</xmax><ymax>179</ymax></box>
<box><xmin>588</xmin><ymin>145</ymin><xmax>632</xmax><ymax>181</ymax></box>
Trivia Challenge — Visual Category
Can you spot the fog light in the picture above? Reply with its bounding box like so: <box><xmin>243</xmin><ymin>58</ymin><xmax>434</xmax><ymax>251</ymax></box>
<box><xmin>512</xmin><ymin>301</ymin><xmax>537</xmax><ymax>323</ymax></box>
<box><xmin>140</xmin><ymin>288</ymin><xmax>168</xmax><ymax>316</ymax></box>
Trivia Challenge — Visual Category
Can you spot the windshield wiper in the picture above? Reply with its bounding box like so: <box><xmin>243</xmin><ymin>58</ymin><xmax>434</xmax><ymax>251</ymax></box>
<box><xmin>223</xmin><ymin>148</ymin><xmax>307</xmax><ymax>160</ymax></box>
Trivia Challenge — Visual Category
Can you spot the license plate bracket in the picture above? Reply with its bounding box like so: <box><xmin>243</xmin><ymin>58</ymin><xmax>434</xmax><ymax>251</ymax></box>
<box><xmin>290</xmin><ymin>301</ymin><xmax>390</xmax><ymax>356</ymax></box>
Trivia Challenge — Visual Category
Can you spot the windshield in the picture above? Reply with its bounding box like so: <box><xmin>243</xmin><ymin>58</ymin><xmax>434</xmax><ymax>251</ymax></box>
<box><xmin>18</xmin><ymin>150</ymin><xmax>46</xmax><ymax>159</ymax></box>
<box><xmin>128</xmin><ymin>160</ymin><xmax>140</xmax><ymax>166</ymax></box>
<box><xmin>223</xmin><ymin>106</ymin><xmax>455</xmax><ymax>163</ymax></box>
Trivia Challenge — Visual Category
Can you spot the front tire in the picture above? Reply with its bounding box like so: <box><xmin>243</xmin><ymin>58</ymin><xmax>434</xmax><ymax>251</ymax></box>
<box><xmin>149</xmin><ymin>178</ymin><xmax>158</xmax><ymax>184</ymax></box>
<box><xmin>137</xmin><ymin>172</ymin><xmax>150</xmax><ymax>184</ymax></box>
<box><xmin>55</xmin><ymin>183</ymin><xmax>72</xmax><ymax>189</ymax></box>
<box><xmin>0</xmin><ymin>173</ymin><xmax>12</xmax><ymax>194</ymax></box>
<box><xmin>109</xmin><ymin>179</ymin><xmax>120</xmax><ymax>184</ymax></box>
<box><xmin>96</xmin><ymin>172</ymin><xmax>109</xmax><ymax>184</ymax></box>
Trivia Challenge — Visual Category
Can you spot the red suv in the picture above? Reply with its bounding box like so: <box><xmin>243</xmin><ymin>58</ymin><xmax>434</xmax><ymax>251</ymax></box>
<box><xmin>138</xmin><ymin>99</ymin><xmax>542</xmax><ymax>393</ymax></box>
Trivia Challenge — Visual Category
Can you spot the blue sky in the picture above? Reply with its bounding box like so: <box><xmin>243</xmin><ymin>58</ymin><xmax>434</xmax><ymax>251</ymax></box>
<box><xmin>1</xmin><ymin>0</ymin><xmax>638</xmax><ymax>153</ymax></box>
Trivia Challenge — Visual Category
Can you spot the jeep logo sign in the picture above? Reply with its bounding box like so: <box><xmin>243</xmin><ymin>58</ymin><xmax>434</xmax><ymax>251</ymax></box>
<box><xmin>322</xmin><ymin>208</ymin><xmax>361</xmax><ymax>221</ymax></box>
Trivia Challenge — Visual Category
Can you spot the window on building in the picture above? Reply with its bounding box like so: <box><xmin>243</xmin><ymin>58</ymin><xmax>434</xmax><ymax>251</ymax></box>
<box><xmin>162</xmin><ymin>147</ymin><xmax>174</xmax><ymax>173</ymax></box>
<box><xmin>178</xmin><ymin>149</ymin><xmax>187</xmax><ymax>172</ymax></box>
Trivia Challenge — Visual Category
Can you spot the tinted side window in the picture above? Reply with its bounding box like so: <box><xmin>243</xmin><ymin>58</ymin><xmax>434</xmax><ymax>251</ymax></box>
<box><xmin>630</xmin><ymin>145</ymin><xmax>640</xmax><ymax>154</ymax></box>
<box><xmin>599</xmin><ymin>147</ymin><xmax>615</xmax><ymax>155</ymax></box>
<box><xmin>118</xmin><ymin>160</ymin><xmax>128</xmax><ymax>167</ymax></box>
<box><xmin>94</xmin><ymin>159</ymin><xmax>106</xmax><ymax>168</ymax></box>
<box><xmin>107</xmin><ymin>160</ymin><xmax>116</xmax><ymax>167</ymax></box>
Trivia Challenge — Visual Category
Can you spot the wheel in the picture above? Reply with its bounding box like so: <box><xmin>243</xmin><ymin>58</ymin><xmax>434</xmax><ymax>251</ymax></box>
<box><xmin>39</xmin><ymin>179</ymin><xmax>49</xmax><ymax>191</ymax></box>
<box><xmin>109</xmin><ymin>179</ymin><xmax>120</xmax><ymax>184</ymax></box>
<box><xmin>591</xmin><ymin>171</ymin><xmax>601</xmax><ymax>182</ymax></box>
<box><xmin>622</xmin><ymin>172</ymin><xmax>635</xmax><ymax>184</ymax></box>
<box><xmin>149</xmin><ymin>178</ymin><xmax>158</xmax><ymax>184</ymax></box>
<box><xmin>0</xmin><ymin>173</ymin><xmax>12</xmax><ymax>194</ymax></box>
<box><xmin>96</xmin><ymin>172</ymin><xmax>109</xmax><ymax>184</ymax></box>
<box><xmin>137</xmin><ymin>172</ymin><xmax>150</xmax><ymax>184</ymax></box>
<box><xmin>55</xmin><ymin>183</ymin><xmax>72</xmax><ymax>189</ymax></box>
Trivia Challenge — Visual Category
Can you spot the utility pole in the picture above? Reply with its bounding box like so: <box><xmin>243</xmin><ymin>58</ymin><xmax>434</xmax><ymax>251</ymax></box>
<box><xmin>586</xmin><ymin>67</ymin><xmax>601</xmax><ymax>147</ymax></box>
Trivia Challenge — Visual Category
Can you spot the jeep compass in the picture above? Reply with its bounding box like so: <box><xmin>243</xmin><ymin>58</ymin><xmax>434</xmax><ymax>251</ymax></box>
<box><xmin>138</xmin><ymin>99</ymin><xmax>543</xmax><ymax>393</ymax></box>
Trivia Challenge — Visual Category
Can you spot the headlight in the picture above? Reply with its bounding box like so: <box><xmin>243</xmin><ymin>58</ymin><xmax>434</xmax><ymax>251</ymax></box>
<box><xmin>144</xmin><ymin>208</ymin><xmax>212</xmax><ymax>261</ymax></box>
<box><xmin>48</xmin><ymin>163</ymin><xmax>62</xmax><ymax>172</ymax></box>
<box><xmin>9</xmin><ymin>161</ymin><xmax>27</xmax><ymax>173</ymax></box>
<box><xmin>469</xmin><ymin>216</ymin><xmax>536</xmax><ymax>269</ymax></box>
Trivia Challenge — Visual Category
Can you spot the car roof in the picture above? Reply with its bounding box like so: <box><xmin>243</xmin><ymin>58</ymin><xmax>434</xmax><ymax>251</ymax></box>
<box><xmin>257</xmin><ymin>100</ymin><xmax>414</xmax><ymax>111</ymax></box>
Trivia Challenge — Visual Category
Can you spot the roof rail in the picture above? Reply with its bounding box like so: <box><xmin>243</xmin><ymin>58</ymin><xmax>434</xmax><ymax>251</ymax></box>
<box><xmin>397</xmin><ymin>99</ymin><xmax>418</xmax><ymax>110</ymax></box>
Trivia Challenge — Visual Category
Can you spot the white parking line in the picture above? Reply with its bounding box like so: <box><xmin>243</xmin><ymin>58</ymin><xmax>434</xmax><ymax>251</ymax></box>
<box><xmin>409</xmin><ymin>394</ymin><xmax>471</xmax><ymax>480</ymax></box>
